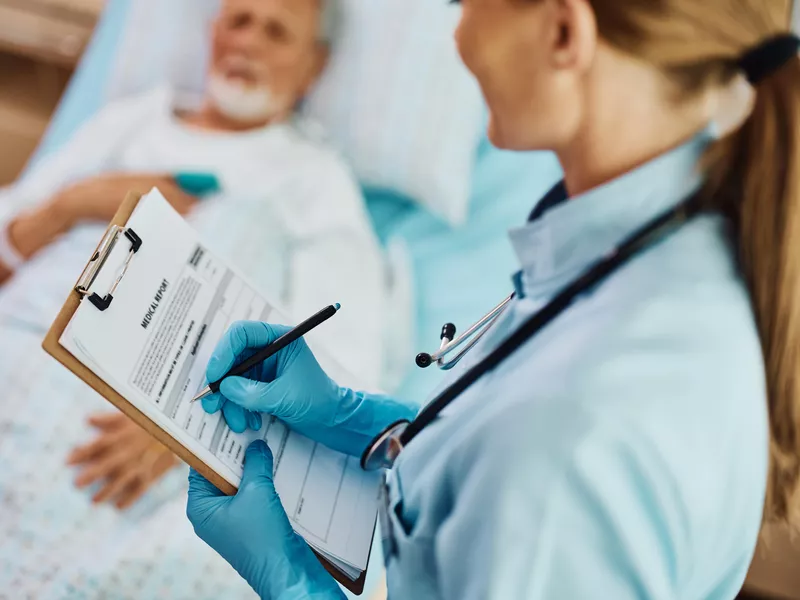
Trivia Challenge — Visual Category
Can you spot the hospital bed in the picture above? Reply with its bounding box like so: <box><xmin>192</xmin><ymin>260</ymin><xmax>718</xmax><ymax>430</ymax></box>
<box><xmin>13</xmin><ymin>1</ymin><xmax>563</xmax><ymax>597</ymax></box>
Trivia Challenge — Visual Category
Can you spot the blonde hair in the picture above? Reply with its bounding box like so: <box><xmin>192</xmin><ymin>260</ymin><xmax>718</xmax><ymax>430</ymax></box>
<box><xmin>590</xmin><ymin>0</ymin><xmax>800</xmax><ymax>526</ymax></box>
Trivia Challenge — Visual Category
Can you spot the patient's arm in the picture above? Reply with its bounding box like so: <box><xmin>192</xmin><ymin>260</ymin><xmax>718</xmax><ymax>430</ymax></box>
<box><xmin>0</xmin><ymin>95</ymin><xmax>153</xmax><ymax>246</ymax></box>
<box><xmin>0</xmin><ymin>92</ymin><xmax>197</xmax><ymax>281</ymax></box>
<box><xmin>67</xmin><ymin>412</ymin><xmax>178</xmax><ymax>509</ymax></box>
<box><xmin>6</xmin><ymin>174</ymin><xmax>197</xmax><ymax>265</ymax></box>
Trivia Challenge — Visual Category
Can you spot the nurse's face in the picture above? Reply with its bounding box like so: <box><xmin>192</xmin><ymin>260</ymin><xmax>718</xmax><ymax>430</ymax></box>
<box><xmin>455</xmin><ymin>0</ymin><xmax>597</xmax><ymax>151</ymax></box>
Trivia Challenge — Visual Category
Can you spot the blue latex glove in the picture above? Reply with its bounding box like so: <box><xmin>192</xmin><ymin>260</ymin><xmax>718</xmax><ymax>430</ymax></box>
<box><xmin>202</xmin><ymin>321</ymin><xmax>417</xmax><ymax>456</ymax></box>
<box><xmin>187</xmin><ymin>440</ymin><xmax>345</xmax><ymax>599</ymax></box>
<box><xmin>214</xmin><ymin>397</ymin><xmax>263</xmax><ymax>435</ymax></box>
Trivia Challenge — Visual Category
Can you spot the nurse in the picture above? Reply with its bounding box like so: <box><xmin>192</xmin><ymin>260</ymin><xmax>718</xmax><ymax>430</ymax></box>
<box><xmin>186</xmin><ymin>0</ymin><xmax>800</xmax><ymax>598</ymax></box>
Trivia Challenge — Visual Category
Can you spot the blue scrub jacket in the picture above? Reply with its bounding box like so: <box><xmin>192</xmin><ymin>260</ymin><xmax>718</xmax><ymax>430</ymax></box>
<box><xmin>383</xmin><ymin>132</ymin><xmax>768</xmax><ymax>599</ymax></box>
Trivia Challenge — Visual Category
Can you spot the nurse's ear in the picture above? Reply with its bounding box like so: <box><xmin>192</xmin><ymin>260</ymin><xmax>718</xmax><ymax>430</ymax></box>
<box><xmin>549</xmin><ymin>0</ymin><xmax>598</xmax><ymax>74</ymax></box>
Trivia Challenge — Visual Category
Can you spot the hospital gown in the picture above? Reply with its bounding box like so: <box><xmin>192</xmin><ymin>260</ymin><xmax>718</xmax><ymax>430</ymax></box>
<box><xmin>0</xmin><ymin>86</ymin><xmax>400</xmax><ymax>598</ymax></box>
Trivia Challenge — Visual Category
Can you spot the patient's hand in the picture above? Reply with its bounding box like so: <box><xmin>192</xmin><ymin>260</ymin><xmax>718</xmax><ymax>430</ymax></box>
<box><xmin>67</xmin><ymin>412</ymin><xmax>179</xmax><ymax>509</ymax></box>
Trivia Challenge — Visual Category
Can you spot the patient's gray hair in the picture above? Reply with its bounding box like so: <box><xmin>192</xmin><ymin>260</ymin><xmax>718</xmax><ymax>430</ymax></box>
<box><xmin>318</xmin><ymin>0</ymin><xmax>343</xmax><ymax>47</ymax></box>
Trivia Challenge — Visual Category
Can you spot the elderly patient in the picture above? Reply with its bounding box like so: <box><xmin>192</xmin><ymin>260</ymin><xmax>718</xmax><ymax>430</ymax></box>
<box><xmin>0</xmin><ymin>0</ymin><xmax>390</xmax><ymax>511</ymax></box>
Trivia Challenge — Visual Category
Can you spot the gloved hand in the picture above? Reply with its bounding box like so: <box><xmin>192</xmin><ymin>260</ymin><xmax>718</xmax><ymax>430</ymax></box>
<box><xmin>202</xmin><ymin>321</ymin><xmax>417</xmax><ymax>456</ymax></box>
<box><xmin>187</xmin><ymin>440</ymin><xmax>345</xmax><ymax>600</ymax></box>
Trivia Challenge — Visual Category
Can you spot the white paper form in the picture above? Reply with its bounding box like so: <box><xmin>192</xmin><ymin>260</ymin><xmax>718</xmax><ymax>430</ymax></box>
<box><xmin>59</xmin><ymin>190</ymin><xmax>379</xmax><ymax>577</ymax></box>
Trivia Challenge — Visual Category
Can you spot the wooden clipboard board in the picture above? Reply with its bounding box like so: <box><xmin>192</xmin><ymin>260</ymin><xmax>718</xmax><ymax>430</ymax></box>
<box><xmin>42</xmin><ymin>191</ymin><xmax>370</xmax><ymax>595</ymax></box>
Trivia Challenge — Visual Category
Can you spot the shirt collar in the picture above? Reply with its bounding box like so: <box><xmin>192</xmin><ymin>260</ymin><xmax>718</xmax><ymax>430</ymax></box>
<box><xmin>527</xmin><ymin>180</ymin><xmax>568</xmax><ymax>223</ymax></box>
<box><xmin>509</xmin><ymin>131</ymin><xmax>711</xmax><ymax>298</ymax></box>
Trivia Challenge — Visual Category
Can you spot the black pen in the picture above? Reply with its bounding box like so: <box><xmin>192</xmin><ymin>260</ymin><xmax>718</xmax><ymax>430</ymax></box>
<box><xmin>190</xmin><ymin>303</ymin><xmax>341</xmax><ymax>403</ymax></box>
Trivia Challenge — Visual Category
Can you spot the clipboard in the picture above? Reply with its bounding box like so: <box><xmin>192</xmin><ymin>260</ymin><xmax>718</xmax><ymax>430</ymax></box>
<box><xmin>42</xmin><ymin>191</ymin><xmax>370</xmax><ymax>595</ymax></box>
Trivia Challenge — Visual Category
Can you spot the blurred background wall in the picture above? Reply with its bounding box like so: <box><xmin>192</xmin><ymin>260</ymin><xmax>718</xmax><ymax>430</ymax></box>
<box><xmin>0</xmin><ymin>0</ymin><xmax>103</xmax><ymax>185</ymax></box>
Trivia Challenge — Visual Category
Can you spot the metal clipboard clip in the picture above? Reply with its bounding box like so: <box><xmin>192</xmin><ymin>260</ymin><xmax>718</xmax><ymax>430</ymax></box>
<box><xmin>74</xmin><ymin>225</ymin><xmax>143</xmax><ymax>312</ymax></box>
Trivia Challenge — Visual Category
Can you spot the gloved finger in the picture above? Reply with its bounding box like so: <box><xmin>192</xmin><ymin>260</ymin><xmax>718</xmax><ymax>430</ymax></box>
<box><xmin>188</xmin><ymin>468</ymin><xmax>224</xmax><ymax>499</ymax></box>
<box><xmin>206</xmin><ymin>321</ymin><xmax>292</xmax><ymax>383</ymax></box>
<box><xmin>187</xmin><ymin>468</ymin><xmax>226</xmax><ymax>527</ymax></box>
<box><xmin>201</xmin><ymin>392</ymin><xmax>225</xmax><ymax>415</ymax></box>
<box><xmin>222</xmin><ymin>401</ymin><xmax>250</xmax><ymax>433</ymax></box>
<box><xmin>239</xmin><ymin>440</ymin><xmax>275</xmax><ymax>491</ymax></box>
<box><xmin>220</xmin><ymin>376</ymin><xmax>296</xmax><ymax>416</ymax></box>
<box><xmin>246</xmin><ymin>410</ymin><xmax>263</xmax><ymax>431</ymax></box>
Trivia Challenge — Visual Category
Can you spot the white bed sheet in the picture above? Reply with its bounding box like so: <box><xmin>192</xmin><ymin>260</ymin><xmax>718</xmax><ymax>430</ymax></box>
<box><xmin>0</xmin><ymin>326</ymin><xmax>257</xmax><ymax>599</ymax></box>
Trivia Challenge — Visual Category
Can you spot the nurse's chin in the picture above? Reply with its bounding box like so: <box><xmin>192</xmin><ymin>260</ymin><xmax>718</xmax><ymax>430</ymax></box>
<box><xmin>485</xmin><ymin>119</ymin><xmax>511</xmax><ymax>150</ymax></box>
<box><xmin>485</xmin><ymin>117</ymin><xmax>545</xmax><ymax>152</ymax></box>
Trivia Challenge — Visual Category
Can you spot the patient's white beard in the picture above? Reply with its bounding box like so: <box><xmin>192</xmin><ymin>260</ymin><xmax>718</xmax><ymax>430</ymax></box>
<box><xmin>207</xmin><ymin>75</ymin><xmax>285</xmax><ymax>124</ymax></box>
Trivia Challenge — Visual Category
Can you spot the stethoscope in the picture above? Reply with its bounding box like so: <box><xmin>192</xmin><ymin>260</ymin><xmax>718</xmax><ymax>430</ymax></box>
<box><xmin>360</xmin><ymin>193</ymin><xmax>703</xmax><ymax>472</ymax></box>
<box><xmin>413</xmin><ymin>293</ymin><xmax>516</xmax><ymax>371</ymax></box>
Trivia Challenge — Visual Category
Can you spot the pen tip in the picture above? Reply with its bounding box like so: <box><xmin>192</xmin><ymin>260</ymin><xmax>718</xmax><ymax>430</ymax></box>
<box><xmin>334</xmin><ymin>303</ymin><xmax>341</xmax><ymax>311</ymax></box>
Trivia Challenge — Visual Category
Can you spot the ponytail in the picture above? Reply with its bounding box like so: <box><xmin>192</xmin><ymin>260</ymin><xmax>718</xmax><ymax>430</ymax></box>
<box><xmin>589</xmin><ymin>0</ymin><xmax>799</xmax><ymax>526</ymax></box>
<box><xmin>705</xmin><ymin>57</ymin><xmax>800</xmax><ymax>525</ymax></box>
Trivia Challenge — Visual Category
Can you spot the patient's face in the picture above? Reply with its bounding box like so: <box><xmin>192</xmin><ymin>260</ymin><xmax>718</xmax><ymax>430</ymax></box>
<box><xmin>208</xmin><ymin>0</ymin><xmax>327</xmax><ymax>124</ymax></box>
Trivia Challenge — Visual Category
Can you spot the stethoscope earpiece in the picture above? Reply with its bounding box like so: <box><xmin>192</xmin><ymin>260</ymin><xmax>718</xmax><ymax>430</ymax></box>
<box><xmin>441</xmin><ymin>323</ymin><xmax>457</xmax><ymax>341</ymax></box>
<box><xmin>416</xmin><ymin>353</ymin><xmax>434</xmax><ymax>368</ymax></box>
<box><xmin>416</xmin><ymin>296</ymin><xmax>515</xmax><ymax>372</ymax></box>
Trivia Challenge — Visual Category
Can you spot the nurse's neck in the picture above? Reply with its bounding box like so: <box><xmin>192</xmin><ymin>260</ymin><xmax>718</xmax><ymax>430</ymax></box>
<box><xmin>557</xmin><ymin>52</ymin><xmax>714</xmax><ymax>197</ymax></box>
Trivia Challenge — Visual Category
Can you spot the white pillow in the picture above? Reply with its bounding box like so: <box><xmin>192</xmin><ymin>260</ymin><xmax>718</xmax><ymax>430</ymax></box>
<box><xmin>302</xmin><ymin>1</ymin><xmax>484</xmax><ymax>225</ymax></box>
<box><xmin>106</xmin><ymin>0</ymin><xmax>483</xmax><ymax>225</ymax></box>
<box><xmin>107</xmin><ymin>0</ymin><xmax>219</xmax><ymax>109</ymax></box>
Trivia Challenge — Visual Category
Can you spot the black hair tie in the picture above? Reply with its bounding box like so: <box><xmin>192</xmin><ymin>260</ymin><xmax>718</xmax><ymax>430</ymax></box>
<box><xmin>738</xmin><ymin>34</ymin><xmax>800</xmax><ymax>85</ymax></box>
